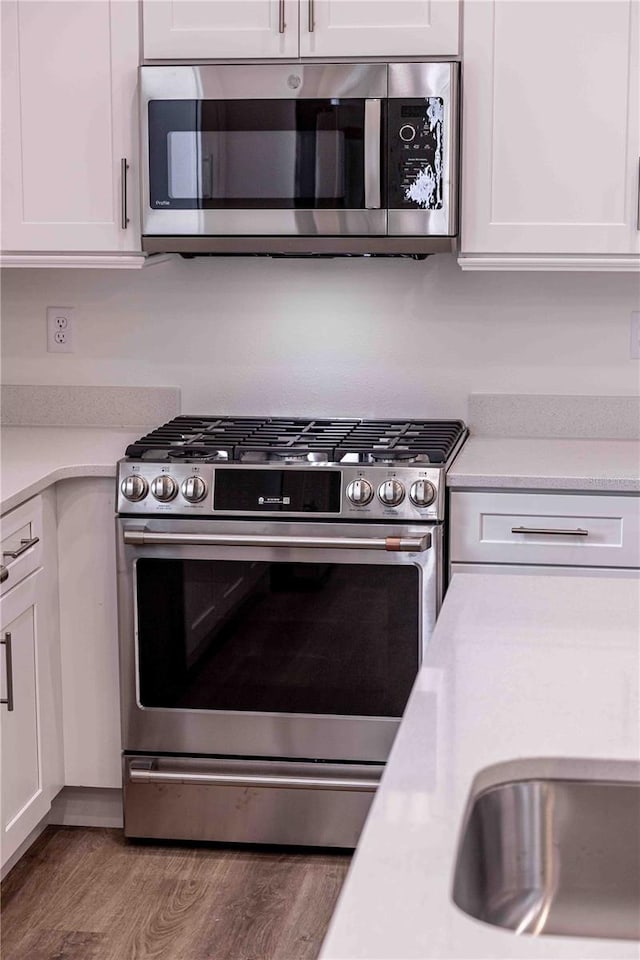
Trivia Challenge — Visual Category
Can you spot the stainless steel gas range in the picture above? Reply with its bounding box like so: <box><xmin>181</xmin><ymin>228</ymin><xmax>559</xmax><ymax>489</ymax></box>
<box><xmin>116</xmin><ymin>416</ymin><xmax>467</xmax><ymax>847</ymax></box>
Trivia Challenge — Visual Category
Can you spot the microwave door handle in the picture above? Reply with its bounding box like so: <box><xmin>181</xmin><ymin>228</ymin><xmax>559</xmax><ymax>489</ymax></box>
<box><xmin>364</xmin><ymin>99</ymin><xmax>382</xmax><ymax>209</ymax></box>
<box><xmin>201</xmin><ymin>153</ymin><xmax>213</xmax><ymax>200</ymax></box>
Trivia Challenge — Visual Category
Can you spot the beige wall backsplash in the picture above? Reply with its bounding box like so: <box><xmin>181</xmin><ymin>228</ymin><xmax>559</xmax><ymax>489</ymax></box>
<box><xmin>1</xmin><ymin>253</ymin><xmax>639</xmax><ymax>422</ymax></box>
<box><xmin>468</xmin><ymin>394</ymin><xmax>640</xmax><ymax>439</ymax></box>
<box><xmin>0</xmin><ymin>384</ymin><xmax>180</xmax><ymax>429</ymax></box>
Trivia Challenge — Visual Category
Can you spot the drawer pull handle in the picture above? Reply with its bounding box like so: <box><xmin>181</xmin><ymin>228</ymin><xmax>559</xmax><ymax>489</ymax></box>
<box><xmin>2</xmin><ymin>536</ymin><xmax>40</xmax><ymax>561</ymax></box>
<box><xmin>511</xmin><ymin>526</ymin><xmax>589</xmax><ymax>537</ymax></box>
<box><xmin>1</xmin><ymin>632</ymin><xmax>14</xmax><ymax>712</ymax></box>
<box><xmin>0</xmin><ymin>565</ymin><xmax>8</xmax><ymax>584</ymax></box>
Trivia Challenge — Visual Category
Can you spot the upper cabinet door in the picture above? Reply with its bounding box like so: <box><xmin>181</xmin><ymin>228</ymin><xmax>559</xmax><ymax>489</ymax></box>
<box><xmin>461</xmin><ymin>0</ymin><xmax>640</xmax><ymax>257</ymax></box>
<box><xmin>143</xmin><ymin>1</ymin><xmax>299</xmax><ymax>59</ymax></box>
<box><xmin>299</xmin><ymin>0</ymin><xmax>459</xmax><ymax>57</ymax></box>
<box><xmin>1</xmin><ymin>0</ymin><xmax>140</xmax><ymax>253</ymax></box>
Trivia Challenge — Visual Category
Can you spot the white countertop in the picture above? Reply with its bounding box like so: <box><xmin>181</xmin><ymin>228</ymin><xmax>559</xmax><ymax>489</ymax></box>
<box><xmin>447</xmin><ymin>438</ymin><xmax>640</xmax><ymax>492</ymax></box>
<box><xmin>0</xmin><ymin>426</ymin><xmax>139</xmax><ymax>515</ymax></box>
<box><xmin>320</xmin><ymin>573</ymin><xmax>640</xmax><ymax>960</ymax></box>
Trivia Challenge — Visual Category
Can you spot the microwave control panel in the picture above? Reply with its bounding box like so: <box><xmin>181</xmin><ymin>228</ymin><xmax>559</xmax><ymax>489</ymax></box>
<box><xmin>388</xmin><ymin>98</ymin><xmax>444</xmax><ymax>211</ymax></box>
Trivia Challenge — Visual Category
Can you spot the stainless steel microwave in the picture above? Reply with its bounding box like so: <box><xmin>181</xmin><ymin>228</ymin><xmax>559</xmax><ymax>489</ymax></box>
<box><xmin>140</xmin><ymin>62</ymin><xmax>459</xmax><ymax>257</ymax></box>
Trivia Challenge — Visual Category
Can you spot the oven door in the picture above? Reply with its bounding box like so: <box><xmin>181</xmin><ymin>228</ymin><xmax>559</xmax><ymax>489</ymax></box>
<box><xmin>117</xmin><ymin>517</ymin><xmax>440</xmax><ymax>763</ymax></box>
<box><xmin>140</xmin><ymin>64</ymin><xmax>386</xmax><ymax>237</ymax></box>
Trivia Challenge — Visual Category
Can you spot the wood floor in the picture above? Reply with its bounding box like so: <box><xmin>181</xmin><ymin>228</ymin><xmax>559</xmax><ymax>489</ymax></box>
<box><xmin>1</xmin><ymin>826</ymin><xmax>351</xmax><ymax>960</ymax></box>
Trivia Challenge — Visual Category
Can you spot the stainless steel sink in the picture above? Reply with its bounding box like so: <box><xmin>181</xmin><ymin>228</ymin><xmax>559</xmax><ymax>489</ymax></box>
<box><xmin>452</xmin><ymin>776</ymin><xmax>640</xmax><ymax>941</ymax></box>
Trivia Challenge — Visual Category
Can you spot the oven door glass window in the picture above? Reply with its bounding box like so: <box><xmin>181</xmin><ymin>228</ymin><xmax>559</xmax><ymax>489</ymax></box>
<box><xmin>135</xmin><ymin>559</ymin><xmax>419</xmax><ymax>718</ymax></box>
<box><xmin>148</xmin><ymin>100</ymin><xmax>368</xmax><ymax>210</ymax></box>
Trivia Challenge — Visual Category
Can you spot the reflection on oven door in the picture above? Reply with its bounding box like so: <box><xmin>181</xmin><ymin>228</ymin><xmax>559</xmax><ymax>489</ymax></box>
<box><xmin>136</xmin><ymin>557</ymin><xmax>419</xmax><ymax>718</ymax></box>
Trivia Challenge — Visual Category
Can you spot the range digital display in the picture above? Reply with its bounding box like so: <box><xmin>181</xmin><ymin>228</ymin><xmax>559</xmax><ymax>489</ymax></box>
<box><xmin>213</xmin><ymin>469</ymin><xmax>342</xmax><ymax>513</ymax></box>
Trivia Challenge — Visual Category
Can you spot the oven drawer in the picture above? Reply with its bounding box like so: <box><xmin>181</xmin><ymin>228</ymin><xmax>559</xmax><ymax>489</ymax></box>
<box><xmin>123</xmin><ymin>755</ymin><xmax>382</xmax><ymax>849</ymax></box>
<box><xmin>450</xmin><ymin>492</ymin><xmax>640</xmax><ymax>568</ymax></box>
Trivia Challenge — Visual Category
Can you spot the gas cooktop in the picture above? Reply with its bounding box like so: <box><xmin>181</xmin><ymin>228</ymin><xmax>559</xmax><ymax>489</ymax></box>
<box><xmin>118</xmin><ymin>417</ymin><xmax>468</xmax><ymax>522</ymax></box>
<box><xmin>125</xmin><ymin>416</ymin><xmax>467</xmax><ymax>466</ymax></box>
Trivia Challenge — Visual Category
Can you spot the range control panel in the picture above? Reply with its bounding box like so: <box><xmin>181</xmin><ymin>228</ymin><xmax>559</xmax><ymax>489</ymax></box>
<box><xmin>388</xmin><ymin>98</ymin><xmax>444</xmax><ymax>211</ymax></box>
<box><xmin>117</xmin><ymin>463</ymin><xmax>445</xmax><ymax>522</ymax></box>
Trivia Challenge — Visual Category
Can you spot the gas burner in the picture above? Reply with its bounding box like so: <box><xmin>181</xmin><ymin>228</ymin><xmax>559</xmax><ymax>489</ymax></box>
<box><xmin>166</xmin><ymin>449</ymin><xmax>194</xmax><ymax>459</ymax></box>
<box><xmin>167</xmin><ymin>448</ymin><xmax>230</xmax><ymax>462</ymax></box>
<box><xmin>368</xmin><ymin>450</ymin><xmax>428</xmax><ymax>464</ymax></box>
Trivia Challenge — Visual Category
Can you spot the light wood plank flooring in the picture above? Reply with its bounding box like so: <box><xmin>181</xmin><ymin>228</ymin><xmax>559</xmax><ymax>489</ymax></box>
<box><xmin>1</xmin><ymin>826</ymin><xmax>351</xmax><ymax>960</ymax></box>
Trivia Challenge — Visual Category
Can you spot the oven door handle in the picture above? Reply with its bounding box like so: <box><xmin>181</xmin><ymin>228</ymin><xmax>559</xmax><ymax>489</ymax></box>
<box><xmin>123</xmin><ymin>530</ymin><xmax>431</xmax><ymax>552</ymax></box>
<box><xmin>128</xmin><ymin>766</ymin><xmax>379</xmax><ymax>792</ymax></box>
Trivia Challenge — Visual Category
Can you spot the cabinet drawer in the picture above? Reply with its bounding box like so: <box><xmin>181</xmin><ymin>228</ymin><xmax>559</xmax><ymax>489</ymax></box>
<box><xmin>1</xmin><ymin>497</ymin><xmax>43</xmax><ymax>596</ymax></box>
<box><xmin>450</xmin><ymin>492</ymin><xmax>640</xmax><ymax>568</ymax></box>
<box><xmin>451</xmin><ymin>563</ymin><xmax>640</xmax><ymax>580</ymax></box>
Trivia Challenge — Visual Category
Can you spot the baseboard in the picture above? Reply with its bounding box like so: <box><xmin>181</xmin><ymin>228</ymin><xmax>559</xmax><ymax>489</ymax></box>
<box><xmin>49</xmin><ymin>787</ymin><xmax>123</xmax><ymax>829</ymax></box>
<box><xmin>2</xmin><ymin>788</ymin><xmax>124</xmax><ymax>881</ymax></box>
<box><xmin>1</xmin><ymin>817</ymin><xmax>50</xmax><ymax>881</ymax></box>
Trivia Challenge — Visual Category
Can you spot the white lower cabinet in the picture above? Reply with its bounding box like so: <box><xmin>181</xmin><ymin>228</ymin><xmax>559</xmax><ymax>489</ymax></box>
<box><xmin>1</xmin><ymin>478</ymin><xmax>122</xmax><ymax>871</ymax></box>
<box><xmin>451</xmin><ymin>563</ymin><xmax>640</xmax><ymax>580</ymax></box>
<box><xmin>0</xmin><ymin>492</ymin><xmax>63</xmax><ymax>872</ymax></box>
<box><xmin>0</xmin><ymin>575</ymin><xmax>48</xmax><ymax>865</ymax></box>
<box><xmin>449</xmin><ymin>490</ymin><xmax>640</xmax><ymax>578</ymax></box>
<box><xmin>56</xmin><ymin>478</ymin><xmax>122</xmax><ymax>789</ymax></box>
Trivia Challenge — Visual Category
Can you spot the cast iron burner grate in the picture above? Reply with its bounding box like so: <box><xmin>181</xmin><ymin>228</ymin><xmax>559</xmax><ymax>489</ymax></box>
<box><xmin>333</xmin><ymin>420</ymin><xmax>465</xmax><ymax>464</ymax></box>
<box><xmin>124</xmin><ymin>416</ymin><xmax>265</xmax><ymax>460</ymax></box>
<box><xmin>125</xmin><ymin>417</ymin><xmax>466</xmax><ymax>464</ymax></box>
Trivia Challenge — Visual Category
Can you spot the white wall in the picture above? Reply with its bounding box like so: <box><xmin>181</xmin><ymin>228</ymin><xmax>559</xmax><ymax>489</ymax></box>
<box><xmin>1</xmin><ymin>254</ymin><xmax>639</xmax><ymax>418</ymax></box>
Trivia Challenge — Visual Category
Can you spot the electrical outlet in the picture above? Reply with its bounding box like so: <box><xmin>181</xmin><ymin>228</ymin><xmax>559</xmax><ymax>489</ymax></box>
<box><xmin>631</xmin><ymin>312</ymin><xmax>640</xmax><ymax>360</ymax></box>
<box><xmin>47</xmin><ymin>306</ymin><xmax>74</xmax><ymax>353</ymax></box>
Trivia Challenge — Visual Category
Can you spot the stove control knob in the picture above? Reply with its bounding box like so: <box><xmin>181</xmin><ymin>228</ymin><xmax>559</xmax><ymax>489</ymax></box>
<box><xmin>151</xmin><ymin>475</ymin><xmax>178</xmax><ymax>502</ymax></box>
<box><xmin>410</xmin><ymin>479</ymin><xmax>437</xmax><ymax>507</ymax></box>
<box><xmin>378</xmin><ymin>479</ymin><xmax>405</xmax><ymax>507</ymax></box>
<box><xmin>181</xmin><ymin>476</ymin><xmax>207</xmax><ymax>503</ymax></box>
<box><xmin>120</xmin><ymin>474</ymin><xmax>148</xmax><ymax>502</ymax></box>
<box><xmin>346</xmin><ymin>479</ymin><xmax>373</xmax><ymax>506</ymax></box>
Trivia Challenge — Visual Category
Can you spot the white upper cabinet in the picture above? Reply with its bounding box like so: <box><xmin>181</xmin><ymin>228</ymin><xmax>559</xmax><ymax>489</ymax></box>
<box><xmin>299</xmin><ymin>0</ymin><xmax>459</xmax><ymax>57</ymax></box>
<box><xmin>143</xmin><ymin>0</ymin><xmax>459</xmax><ymax>60</ymax></box>
<box><xmin>460</xmin><ymin>0</ymin><xmax>640</xmax><ymax>261</ymax></box>
<box><xmin>143</xmin><ymin>1</ymin><xmax>299</xmax><ymax>59</ymax></box>
<box><xmin>1</xmin><ymin>1</ymin><xmax>140</xmax><ymax>254</ymax></box>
